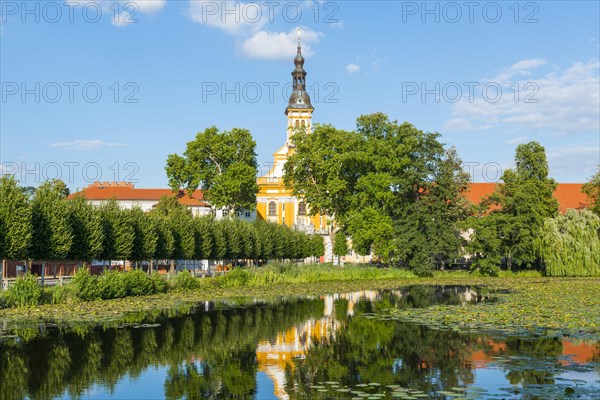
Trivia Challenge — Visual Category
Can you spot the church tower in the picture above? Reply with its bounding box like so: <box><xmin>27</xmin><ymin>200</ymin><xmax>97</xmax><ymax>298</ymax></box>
<box><xmin>285</xmin><ymin>29</ymin><xmax>314</xmax><ymax>142</ymax></box>
<box><xmin>255</xmin><ymin>30</ymin><xmax>327</xmax><ymax>235</ymax></box>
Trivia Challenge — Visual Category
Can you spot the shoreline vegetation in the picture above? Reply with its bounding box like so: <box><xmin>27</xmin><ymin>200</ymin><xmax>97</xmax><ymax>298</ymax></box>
<box><xmin>1</xmin><ymin>264</ymin><xmax>598</xmax><ymax>340</ymax></box>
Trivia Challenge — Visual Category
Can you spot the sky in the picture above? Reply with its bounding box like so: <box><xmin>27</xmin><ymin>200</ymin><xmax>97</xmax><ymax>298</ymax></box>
<box><xmin>1</xmin><ymin>0</ymin><xmax>599</xmax><ymax>190</ymax></box>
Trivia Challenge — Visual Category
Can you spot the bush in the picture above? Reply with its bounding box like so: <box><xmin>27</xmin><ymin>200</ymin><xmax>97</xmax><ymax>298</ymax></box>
<box><xmin>6</xmin><ymin>273</ymin><xmax>42</xmax><ymax>307</ymax></box>
<box><xmin>97</xmin><ymin>271</ymin><xmax>127</xmax><ymax>299</ymax></box>
<box><xmin>150</xmin><ymin>273</ymin><xmax>169</xmax><ymax>293</ymax></box>
<box><xmin>471</xmin><ymin>259</ymin><xmax>500</xmax><ymax>277</ymax></box>
<box><xmin>122</xmin><ymin>269</ymin><xmax>155</xmax><ymax>296</ymax></box>
<box><xmin>171</xmin><ymin>270</ymin><xmax>200</xmax><ymax>292</ymax></box>
<box><xmin>72</xmin><ymin>268</ymin><xmax>100</xmax><ymax>301</ymax></box>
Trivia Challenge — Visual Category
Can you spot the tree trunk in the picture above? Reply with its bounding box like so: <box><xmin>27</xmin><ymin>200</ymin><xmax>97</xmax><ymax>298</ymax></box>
<box><xmin>41</xmin><ymin>261</ymin><xmax>45</xmax><ymax>286</ymax></box>
<box><xmin>1</xmin><ymin>259</ymin><xmax>5</xmax><ymax>290</ymax></box>
<box><xmin>170</xmin><ymin>259</ymin><xmax>175</xmax><ymax>276</ymax></box>
<box><xmin>149</xmin><ymin>260</ymin><xmax>153</xmax><ymax>275</ymax></box>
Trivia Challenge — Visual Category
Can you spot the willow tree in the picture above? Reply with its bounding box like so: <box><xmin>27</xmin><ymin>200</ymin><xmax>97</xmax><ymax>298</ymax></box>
<box><xmin>538</xmin><ymin>209</ymin><xmax>600</xmax><ymax>277</ymax></box>
<box><xmin>582</xmin><ymin>165</ymin><xmax>600</xmax><ymax>216</ymax></box>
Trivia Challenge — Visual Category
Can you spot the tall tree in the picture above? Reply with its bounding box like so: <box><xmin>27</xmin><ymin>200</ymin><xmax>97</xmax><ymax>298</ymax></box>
<box><xmin>30</xmin><ymin>180</ymin><xmax>73</xmax><ymax>261</ymax></box>
<box><xmin>130</xmin><ymin>207</ymin><xmax>158</xmax><ymax>264</ymax></box>
<box><xmin>98</xmin><ymin>199</ymin><xmax>135</xmax><ymax>264</ymax></box>
<box><xmin>469</xmin><ymin>141</ymin><xmax>558</xmax><ymax>269</ymax></box>
<box><xmin>165</xmin><ymin>126</ymin><xmax>259</xmax><ymax>213</ymax></box>
<box><xmin>67</xmin><ymin>195</ymin><xmax>104</xmax><ymax>261</ymax></box>
<box><xmin>284</xmin><ymin>113</ymin><xmax>471</xmax><ymax>273</ymax></box>
<box><xmin>0</xmin><ymin>175</ymin><xmax>32</xmax><ymax>260</ymax></box>
<box><xmin>582</xmin><ymin>165</ymin><xmax>600</xmax><ymax>216</ymax></box>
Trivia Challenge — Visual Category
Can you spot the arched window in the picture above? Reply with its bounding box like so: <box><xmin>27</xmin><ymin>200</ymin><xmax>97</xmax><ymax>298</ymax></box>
<box><xmin>298</xmin><ymin>201</ymin><xmax>307</xmax><ymax>216</ymax></box>
<box><xmin>295</xmin><ymin>120</ymin><xmax>300</xmax><ymax>127</ymax></box>
<box><xmin>268</xmin><ymin>201</ymin><xmax>277</xmax><ymax>216</ymax></box>
<box><xmin>301</xmin><ymin>120</ymin><xmax>306</xmax><ymax>127</ymax></box>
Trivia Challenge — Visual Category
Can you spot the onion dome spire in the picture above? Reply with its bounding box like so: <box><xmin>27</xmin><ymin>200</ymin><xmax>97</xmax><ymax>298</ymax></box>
<box><xmin>286</xmin><ymin>28</ymin><xmax>314</xmax><ymax>112</ymax></box>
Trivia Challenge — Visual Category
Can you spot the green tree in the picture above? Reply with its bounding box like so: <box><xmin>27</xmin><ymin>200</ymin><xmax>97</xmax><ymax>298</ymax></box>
<box><xmin>165</xmin><ymin>126</ymin><xmax>259</xmax><ymax>213</ymax></box>
<box><xmin>582</xmin><ymin>165</ymin><xmax>600</xmax><ymax>216</ymax></box>
<box><xmin>67</xmin><ymin>195</ymin><xmax>104</xmax><ymax>261</ymax></box>
<box><xmin>537</xmin><ymin>209</ymin><xmax>600</xmax><ymax>276</ymax></box>
<box><xmin>99</xmin><ymin>199</ymin><xmax>135</xmax><ymax>265</ymax></box>
<box><xmin>193</xmin><ymin>216</ymin><xmax>213</xmax><ymax>261</ymax></box>
<box><xmin>333</xmin><ymin>230</ymin><xmax>348</xmax><ymax>258</ymax></box>
<box><xmin>30</xmin><ymin>180</ymin><xmax>73</xmax><ymax>261</ymax></box>
<box><xmin>130</xmin><ymin>207</ymin><xmax>158</xmax><ymax>264</ymax></box>
<box><xmin>0</xmin><ymin>175</ymin><xmax>32</xmax><ymax>261</ymax></box>
<box><xmin>470</xmin><ymin>142</ymin><xmax>558</xmax><ymax>269</ymax></box>
<box><xmin>285</xmin><ymin>113</ymin><xmax>471</xmax><ymax>273</ymax></box>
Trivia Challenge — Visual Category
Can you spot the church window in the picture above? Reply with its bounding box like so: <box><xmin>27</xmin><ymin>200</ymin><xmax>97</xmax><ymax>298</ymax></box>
<box><xmin>268</xmin><ymin>201</ymin><xmax>277</xmax><ymax>216</ymax></box>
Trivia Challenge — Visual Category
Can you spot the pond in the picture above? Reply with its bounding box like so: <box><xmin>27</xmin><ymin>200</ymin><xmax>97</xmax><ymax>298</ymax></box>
<box><xmin>1</xmin><ymin>286</ymin><xmax>598</xmax><ymax>399</ymax></box>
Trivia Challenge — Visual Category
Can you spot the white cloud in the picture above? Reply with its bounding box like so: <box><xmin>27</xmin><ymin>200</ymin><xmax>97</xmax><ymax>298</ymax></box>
<box><xmin>444</xmin><ymin>118</ymin><xmax>476</xmax><ymax>132</ymax></box>
<box><xmin>445</xmin><ymin>60</ymin><xmax>600</xmax><ymax>135</ymax></box>
<box><xmin>494</xmin><ymin>58</ymin><xmax>546</xmax><ymax>82</ymax></box>
<box><xmin>346</xmin><ymin>64</ymin><xmax>360</xmax><ymax>74</ymax></box>
<box><xmin>188</xmin><ymin>0</ymin><xmax>267</xmax><ymax>35</ymax></box>
<box><xmin>506</xmin><ymin>136</ymin><xmax>529</xmax><ymax>145</ymax></box>
<box><xmin>50</xmin><ymin>140</ymin><xmax>128</xmax><ymax>151</ymax></box>
<box><xmin>240</xmin><ymin>28</ymin><xmax>322</xmax><ymax>60</ymax></box>
<box><xmin>188</xmin><ymin>1</ymin><xmax>324</xmax><ymax>60</ymax></box>
<box><xmin>132</xmin><ymin>0</ymin><xmax>167</xmax><ymax>14</ymax></box>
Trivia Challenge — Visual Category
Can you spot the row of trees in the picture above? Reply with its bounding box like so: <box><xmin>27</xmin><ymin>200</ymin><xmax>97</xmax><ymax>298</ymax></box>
<box><xmin>0</xmin><ymin>177</ymin><xmax>324</xmax><ymax>267</ymax></box>
<box><xmin>283</xmin><ymin>113</ymin><xmax>599</xmax><ymax>275</ymax></box>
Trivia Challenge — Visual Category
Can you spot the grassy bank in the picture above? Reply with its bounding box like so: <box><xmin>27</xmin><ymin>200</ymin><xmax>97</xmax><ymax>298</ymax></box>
<box><xmin>0</xmin><ymin>264</ymin><xmax>597</xmax><ymax>339</ymax></box>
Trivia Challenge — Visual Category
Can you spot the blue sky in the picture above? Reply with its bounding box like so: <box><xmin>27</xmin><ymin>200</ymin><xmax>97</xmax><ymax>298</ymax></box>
<box><xmin>1</xmin><ymin>0</ymin><xmax>599</xmax><ymax>190</ymax></box>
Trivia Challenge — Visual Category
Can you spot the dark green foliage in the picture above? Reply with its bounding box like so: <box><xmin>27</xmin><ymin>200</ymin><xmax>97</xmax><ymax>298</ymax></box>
<box><xmin>0</xmin><ymin>175</ymin><xmax>32</xmax><ymax>260</ymax></box>
<box><xmin>130</xmin><ymin>207</ymin><xmax>158</xmax><ymax>262</ymax></box>
<box><xmin>171</xmin><ymin>270</ymin><xmax>200</xmax><ymax>292</ymax></box>
<box><xmin>99</xmin><ymin>199</ymin><xmax>135</xmax><ymax>262</ymax></box>
<box><xmin>6</xmin><ymin>273</ymin><xmax>42</xmax><ymax>307</ymax></box>
<box><xmin>468</xmin><ymin>142</ymin><xmax>558</xmax><ymax>270</ymax></box>
<box><xmin>150</xmin><ymin>273</ymin><xmax>169</xmax><ymax>293</ymax></box>
<box><xmin>122</xmin><ymin>269</ymin><xmax>156</xmax><ymax>296</ymax></box>
<box><xmin>67</xmin><ymin>195</ymin><xmax>104</xmax><ymax>261</ymax></box>
<box><xmin>285</xmin><ymin>113</ymin><xmax>471</xmax><ymax>273</ymax></box>
<box><xmin>97</xmin><ymin>271</ymin><xmax>128</xmax><ymax>299</ymax></box>
<box><xmin>30</xmin><ymin>180</ymin><xmax>73</xmax><ymax>261</ymax></box>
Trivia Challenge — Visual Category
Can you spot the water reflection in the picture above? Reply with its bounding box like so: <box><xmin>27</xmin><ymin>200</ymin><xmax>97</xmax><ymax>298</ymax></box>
<box><xmin>0</xmin><ymin>286</ymin><xmax>598</xmax><ymax>400</ymax></box>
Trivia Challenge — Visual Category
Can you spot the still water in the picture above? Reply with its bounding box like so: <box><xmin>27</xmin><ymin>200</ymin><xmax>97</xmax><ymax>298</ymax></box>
<box><xmin>1</xmin><ymin>286</ymin><xmax>598</xmax><ymax>400</ymax></box>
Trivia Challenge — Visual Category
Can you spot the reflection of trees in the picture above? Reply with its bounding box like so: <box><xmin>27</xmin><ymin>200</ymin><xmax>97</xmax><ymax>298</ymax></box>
<box><xmin>285</xmin><ymin>298</ymin><xmax>478</xmax><ymax>397</ymax></box>
<box><xmin>496</xmin><ymin>337</ymin><xmax>564</xmax><ymax>386</ymax></box>
<box><xmin>0</xmin><ymin>297</ymin><xmax>323</xmax><ymax>400</ymax></box>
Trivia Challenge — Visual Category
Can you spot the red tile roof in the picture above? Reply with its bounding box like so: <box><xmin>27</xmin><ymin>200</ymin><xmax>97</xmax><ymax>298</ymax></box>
<box><xmin>465</xmin><ymin>182</ymin><xmax>589</xmax><ymax>213</ymax></box>
<box><xmin>70</xmin><ymin>182</ymin><xmax>210</xmax><ymax>208</ymax></box>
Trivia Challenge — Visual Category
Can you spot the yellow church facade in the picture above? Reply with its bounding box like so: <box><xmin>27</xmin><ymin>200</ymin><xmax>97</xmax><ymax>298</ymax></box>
<box><xmin>256</xmin><ymin>32</ymin><xmax>328</xmax><ymax>235</ymax></box>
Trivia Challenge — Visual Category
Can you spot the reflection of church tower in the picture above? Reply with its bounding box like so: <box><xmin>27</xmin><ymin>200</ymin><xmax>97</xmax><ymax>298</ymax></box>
<box><xmin>285</xmin><ymin>29</ymin><xmax>314</xmax><ymax>143</ymax></box>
